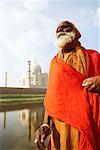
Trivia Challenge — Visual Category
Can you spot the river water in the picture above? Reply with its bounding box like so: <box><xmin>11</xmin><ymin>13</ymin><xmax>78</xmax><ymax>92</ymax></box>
<box><xmin>0</xmin><ymin>102</ymin><xmax>44</xmax><ymax>150</ymax></box>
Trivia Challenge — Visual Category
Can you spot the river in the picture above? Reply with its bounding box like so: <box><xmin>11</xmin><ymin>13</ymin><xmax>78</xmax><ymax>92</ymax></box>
<box><xmin>0</xmin><ymin>102</ymin><xmax>44</xmax><ymax>150</ymax></box>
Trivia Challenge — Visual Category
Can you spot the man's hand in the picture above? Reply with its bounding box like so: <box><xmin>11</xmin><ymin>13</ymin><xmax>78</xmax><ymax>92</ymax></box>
<box><xmin>82</xmin><ymin>75</ymin><xmax>100</xmax><ymax>93</ymax></box>
<box><xmin>34</xmin><ymin>124</ymin><xmax>51</xmax><ymax>150</ymax></box>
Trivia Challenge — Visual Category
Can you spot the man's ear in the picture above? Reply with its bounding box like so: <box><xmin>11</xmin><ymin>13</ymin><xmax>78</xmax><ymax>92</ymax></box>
<box><xmin>70</xmin><ymin>23</ymin><xmax>81</xmax><ymax>39</ymax></box>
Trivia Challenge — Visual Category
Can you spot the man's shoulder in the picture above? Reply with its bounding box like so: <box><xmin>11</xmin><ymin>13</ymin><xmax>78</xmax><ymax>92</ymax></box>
<box><xmin>86</xmin><ymin>49</ymin><xmax>100</xmax><ymax>56</ymax></box>
<box><xmin>86</xmin><ymin>49</ymin><xmax>100</xmax><ymax>65</ymax></box>
<box><xmin>50</xmin><ymin>55</ymin><xmax>57</xmax><ymax>65</ymax></box>
<box><xmin>51</xmin><ymin>50</ymin><xmax>61</xmax><ymax>62</ymax></box>
<box><xmin>82</xmin><ymin>47</ymin><xmax>100</xmax><ymax>59</ymax></box>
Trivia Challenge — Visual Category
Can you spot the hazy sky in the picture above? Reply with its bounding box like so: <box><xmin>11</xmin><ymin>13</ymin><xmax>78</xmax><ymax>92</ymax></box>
<box><xmin>0</xmin><ymin>0</ymin><xmax>100</xmax><ymax>87</ymax></box>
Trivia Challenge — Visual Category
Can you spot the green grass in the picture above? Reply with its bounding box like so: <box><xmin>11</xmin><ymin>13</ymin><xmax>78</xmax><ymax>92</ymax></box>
<box><xmin>0</xmin><ymin>98</ymin><xmax>44</xmax><ymax>104</ymax></box>
<box><xmin>0</xmin><ymin>94</ymin><xmax>45</xmax><ymax>104</ymax></box>
<box><xmin>0</xmin><ymin>94</ymin><xmax>45</xmax><ymax>99</ymax></box>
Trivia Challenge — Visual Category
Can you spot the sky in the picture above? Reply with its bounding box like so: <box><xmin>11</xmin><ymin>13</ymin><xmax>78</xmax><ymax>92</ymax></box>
<box><xmin>0</xmin><ymin>0</ymin><xmax>100</xmax><ymax>87</ymax></box>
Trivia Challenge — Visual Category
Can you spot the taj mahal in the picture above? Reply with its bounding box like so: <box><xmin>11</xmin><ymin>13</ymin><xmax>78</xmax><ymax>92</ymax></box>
<box><xmin>19</xmin><ymin>61</ymin><xmax>48</xmax><ymax>88</ymax></box>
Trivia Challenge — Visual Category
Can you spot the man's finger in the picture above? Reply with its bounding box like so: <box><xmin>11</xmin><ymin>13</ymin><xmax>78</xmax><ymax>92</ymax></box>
<box><xmin>37</xmin><ymin>141</ymin><xmax>45</xmax><ymax>150</ymax></box>
<box><xmin>88</xmin><ymin>84</ymin><xmax>95</xmax><ymax>92</ymax></box>
<box><xmin>34</xmin><ymin>139</ymin><xmax>38</xmax><ymax>143</ymax></box>
<box><xmin>82</xmin><ymin>79</ymin><xmax>93</xmax><ymax>87</ymax></box>
<box><xmin>85</xmin><ymin>84</ymin><xmax>92</xmax><ymax>90</ymax></box>
<box><xmin>41</xmin><ymin>134</ymin><xmax>46</xmax><ymax>143</ymax></box>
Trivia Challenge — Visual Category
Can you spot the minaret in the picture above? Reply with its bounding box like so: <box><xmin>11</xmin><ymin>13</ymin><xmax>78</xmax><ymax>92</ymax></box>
<box><xmin>27</xmin><ymin>61</ymin><xmax>31</xmax><ymax>88</ymax></box>
<box><xmin>5</xmin><ymin>72</ymin><xmax>7</xmax><ymax>87</ymax></box>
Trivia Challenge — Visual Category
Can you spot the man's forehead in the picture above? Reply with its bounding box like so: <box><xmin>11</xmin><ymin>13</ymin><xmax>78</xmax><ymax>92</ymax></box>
<box><xmin>57</xmin><ymin>21</ymin><xmax>73</xmax><ymax>29</ymax></box>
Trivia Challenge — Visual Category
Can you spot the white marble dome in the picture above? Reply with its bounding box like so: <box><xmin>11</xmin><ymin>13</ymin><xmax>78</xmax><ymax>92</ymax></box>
<box><xmin>31</xmin><ymin>63</ymin><xmax>42</xmax><ymax>74</ymax></box>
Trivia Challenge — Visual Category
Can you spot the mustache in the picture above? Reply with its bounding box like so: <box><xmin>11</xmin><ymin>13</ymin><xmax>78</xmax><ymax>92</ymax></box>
<box><xmin>57</xmin><ymin>31</ymin><xmax>70</xmax><ymax>38</ymax></box>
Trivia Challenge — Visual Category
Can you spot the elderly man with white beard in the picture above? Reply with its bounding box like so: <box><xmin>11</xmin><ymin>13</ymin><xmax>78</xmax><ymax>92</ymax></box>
<box><xmin>35</xmin><ymin>21</ymin><xmax>100</xmax><ymax>150</ymax></box>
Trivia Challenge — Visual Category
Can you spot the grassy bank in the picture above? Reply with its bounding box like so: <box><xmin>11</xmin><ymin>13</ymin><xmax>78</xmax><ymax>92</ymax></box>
<box><xmin>0</xmin><ymin>94</ymin><xmax>45</xmax><ymax>104</ymax></box>
<box><xmin>0</xmin><ymin>94</ymin><xmax>45</xmax><ymax>99</ymax></box>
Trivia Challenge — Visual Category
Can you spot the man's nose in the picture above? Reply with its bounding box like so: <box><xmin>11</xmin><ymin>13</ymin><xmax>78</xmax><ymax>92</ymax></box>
<box><xmin>57</xmin><ymin>26</ymin><xmax>63</xmax><ymax>32</ymax></box>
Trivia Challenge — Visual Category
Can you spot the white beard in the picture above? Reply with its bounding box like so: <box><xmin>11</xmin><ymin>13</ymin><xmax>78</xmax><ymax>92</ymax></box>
<box><xmin>55</xmin><ymin>31</ymin><xmax>76</xmax><ymax>49</ymax></box>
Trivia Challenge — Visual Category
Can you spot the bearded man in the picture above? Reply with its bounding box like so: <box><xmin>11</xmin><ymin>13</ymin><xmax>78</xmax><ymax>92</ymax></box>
<box><xmin>35</xmin><ymin>21</ymin><xmax>100</xmax><ymax>150</ymax></box>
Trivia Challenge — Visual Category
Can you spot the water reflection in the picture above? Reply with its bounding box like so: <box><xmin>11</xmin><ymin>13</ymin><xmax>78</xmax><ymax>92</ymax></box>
<box><xmin>3</xmin><ymin>112</ymin><xmax>6</xmax><ymax>129</ymax></box>
<box><xmin>0</xmin><ymin>103</ymin><xmax>44</xmax><ymax>150</ymax></box>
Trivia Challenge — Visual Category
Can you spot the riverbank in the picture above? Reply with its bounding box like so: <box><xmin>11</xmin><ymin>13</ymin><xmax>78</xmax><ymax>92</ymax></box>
<box><xmin>0</xmin><ymin>94</ymin><xmax>45</xmax><ymax>103</ymax></box>
<box><xmin>0</xmin><ymin>87</ymin><xmax>46</xmax><ymax>94</ymax></box>
<box><xmin>0</xmin><ymin>93</ymin><xmax>45</xmax><ymax>99</ymax></box>
<box><xmin>0</xmin><ymin>87</ymin><xmax>46</xmax><ymax>106</ymax></box>
<box><xmin>0</xmin><ymin>94</ymin><xmax>45</xmax><ymax>112</ymax></box>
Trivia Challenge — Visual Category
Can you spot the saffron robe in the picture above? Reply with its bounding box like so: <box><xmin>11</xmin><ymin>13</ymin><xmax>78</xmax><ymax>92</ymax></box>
<box><xmin>44</xmin><ymin>48</ymin><xmax>100</xmax><ymax>150</ymax></box>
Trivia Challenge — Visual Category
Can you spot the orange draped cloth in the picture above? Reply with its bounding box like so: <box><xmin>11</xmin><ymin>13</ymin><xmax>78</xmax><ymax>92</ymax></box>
<box><xmin>44</xmin><ymin>48</ymin><xmax>100</xmax><ymax>150</ymax></box>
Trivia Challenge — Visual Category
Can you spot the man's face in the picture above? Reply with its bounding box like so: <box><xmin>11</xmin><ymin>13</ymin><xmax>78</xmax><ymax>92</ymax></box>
<box><xmin>55</xmin><ymin>21</ymin><xmax>76</xmax><ymax>49</ymax></box>
<box><xmin>56</xmin><ymin>21</ymin><xmax>73</xmax><ymax>38</ymax></box>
